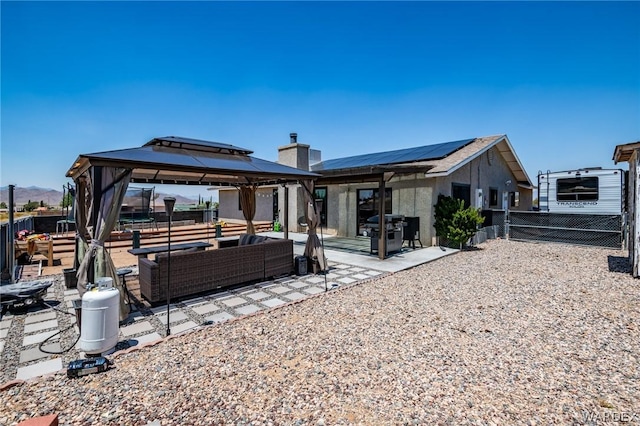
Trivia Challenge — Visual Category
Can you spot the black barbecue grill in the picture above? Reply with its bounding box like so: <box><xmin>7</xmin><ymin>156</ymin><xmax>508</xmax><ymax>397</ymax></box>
<box><xmin>363</xmin><ymin>214</ymin><xmax>405</xmax><ymax>255</ymax></box>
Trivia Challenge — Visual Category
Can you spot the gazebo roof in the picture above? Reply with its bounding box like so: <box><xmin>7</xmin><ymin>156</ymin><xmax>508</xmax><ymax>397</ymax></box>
<box><xmin>66</xmin><ymin>136</ymin><xmax>319</xmax><ymax>186</ymax></box>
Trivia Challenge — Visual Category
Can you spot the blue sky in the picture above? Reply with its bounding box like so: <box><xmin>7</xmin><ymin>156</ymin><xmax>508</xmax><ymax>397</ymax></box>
<box><xmin>2</xmin><ymin>1</ymin><xmax>639</xmax><ymax>200</ymax></box>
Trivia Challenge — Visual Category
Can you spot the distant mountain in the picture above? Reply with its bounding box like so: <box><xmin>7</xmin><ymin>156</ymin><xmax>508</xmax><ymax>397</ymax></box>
<box><xmin>0</xmin><ymin>186</ymin><xmax>62</xmax><ymax>207</ymax></box>
<box><xmin>153</xmin><ymin>192</ymin><xmax>199</xmax><ymax>205</ymax></box>
<box><xmin>0</xmin><ymin>186</ymin><xmax>198</xmax><ymax>207</ymax></box>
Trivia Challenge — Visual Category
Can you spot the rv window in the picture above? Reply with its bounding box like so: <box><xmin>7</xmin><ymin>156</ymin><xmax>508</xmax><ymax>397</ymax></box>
<box><xmin>556</xmin><ymin>177</ymin><xmax>598</xmax><ymax>201</ymax></box>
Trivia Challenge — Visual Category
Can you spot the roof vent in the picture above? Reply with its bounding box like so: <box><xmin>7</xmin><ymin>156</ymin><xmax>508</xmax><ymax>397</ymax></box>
<box><xmin>290</xmin><ymin>133</ymin><xmax>298</xmax><ymax>144</ymax></box>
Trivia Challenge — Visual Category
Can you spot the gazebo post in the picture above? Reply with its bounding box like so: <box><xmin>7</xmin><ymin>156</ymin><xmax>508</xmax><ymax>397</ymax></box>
<box><xmin>284</xmin><ymin>185</ymin><xmax>289</xmax><ymax>240</ymax></box>
<box><xmin>378</xmin><ymin>175</ymin><xmax>386</xmax><ymax>260</ymax></box>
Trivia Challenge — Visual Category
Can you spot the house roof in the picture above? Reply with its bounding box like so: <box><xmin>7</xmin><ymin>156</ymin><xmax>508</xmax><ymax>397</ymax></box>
<box><xmin>613</xmin><ymin>141</ymin><xmax>640</xmax><ymax>164</ymax></box>
<box><xmin>66</xmin><ymin>136</ymin><xmax>319</xmax><ymax>187</ymax></box>
<box><xmin>311</xmin><ymin>134</ymin><xmax>533</xmax><ymax>187</ymax></box>
<box><xmin>312</xmin><ymin>138</ymin><xmax>474</xmax><ymax>172</ymax></box>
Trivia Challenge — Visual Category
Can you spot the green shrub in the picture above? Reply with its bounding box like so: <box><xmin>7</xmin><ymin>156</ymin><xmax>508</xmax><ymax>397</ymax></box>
<box><xmin>434</xmin><ymin>194</ymin><xmax>485</xmax><ymax>249</ymax></box>
<box><xmin>434</xmin><ymin>194</ymin><xmax>461</xmax><ymax>240</ymax></box>
<box><xmin>23</xmin><ymin>200</ymin><xmax>40</xmax><ymax>212</ymax></box>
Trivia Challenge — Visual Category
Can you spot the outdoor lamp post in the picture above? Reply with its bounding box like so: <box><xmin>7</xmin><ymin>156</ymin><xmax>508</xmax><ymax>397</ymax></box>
<box><xmin>163</xmin><ymin>197</ymin><xmax>176</xmax><ymax>336</ymax></box>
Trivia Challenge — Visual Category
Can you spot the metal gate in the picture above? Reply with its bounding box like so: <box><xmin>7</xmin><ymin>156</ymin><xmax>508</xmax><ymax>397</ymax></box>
<box><xmin>508</xmin><ymin>211</ymin><xmax>623</xmax><ymax>249</ymax></box>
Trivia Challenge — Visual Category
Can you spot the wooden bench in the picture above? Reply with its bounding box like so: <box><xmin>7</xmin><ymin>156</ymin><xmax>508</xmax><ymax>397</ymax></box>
<box><xmin>15</xmin><ymin>240</ymin><xmax>54</xmax><ymax>266</ymax></box>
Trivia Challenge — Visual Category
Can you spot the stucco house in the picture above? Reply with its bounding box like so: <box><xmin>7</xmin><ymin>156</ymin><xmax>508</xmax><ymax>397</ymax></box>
<box><xmin>218</xmin><ymin>133</ymin><xmax>533</xmax><ymax>246</ymax></box>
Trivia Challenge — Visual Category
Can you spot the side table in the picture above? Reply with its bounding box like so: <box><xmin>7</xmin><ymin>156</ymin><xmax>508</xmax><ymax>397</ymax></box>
<box><xmin>116</xmin><ymin>268</ymin><xmax>133</xmax><ymax>305</ymax></box>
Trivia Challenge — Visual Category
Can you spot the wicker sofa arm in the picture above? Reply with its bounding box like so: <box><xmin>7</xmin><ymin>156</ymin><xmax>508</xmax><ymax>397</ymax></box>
<box><xmin>264</xmin><ymin>238</ymin><xmax>294</xmax><ymax>278</ymax></box>
<box><xmin>138</xmin><ymin>257</ymin><xmax>159</xmax><ymax>303</ymax></box>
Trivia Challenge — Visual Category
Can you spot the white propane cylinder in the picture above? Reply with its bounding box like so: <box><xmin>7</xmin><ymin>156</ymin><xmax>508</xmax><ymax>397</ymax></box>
<box><xmin>79</xmin><ymin>277</ymin><xmax>120</xmax><ymax>355</ymax></box>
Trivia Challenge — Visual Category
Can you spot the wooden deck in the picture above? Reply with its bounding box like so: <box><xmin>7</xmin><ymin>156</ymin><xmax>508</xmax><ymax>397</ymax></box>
<box><xmin>25</xmin><ymin>220</ymin><xmax>273</xmax><ymax>277</ymax></box>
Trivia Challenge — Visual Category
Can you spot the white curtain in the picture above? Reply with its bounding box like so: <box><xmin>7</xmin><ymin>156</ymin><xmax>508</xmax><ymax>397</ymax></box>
<box><xmin>76</xmin><ymin>166</ymin><xmax>132</xmax><ymax>321</ymax></box>
<box><xmin>302</xmin><ymin>180</ymin><xmax>326</xmax><ymax>271</ymax></box>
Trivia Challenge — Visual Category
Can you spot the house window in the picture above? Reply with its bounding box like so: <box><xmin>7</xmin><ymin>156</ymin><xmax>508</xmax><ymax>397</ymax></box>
<box><xmin>556</xmin><ymin>177</ymin><xmax>598</xmax><ymax>201</ymax></box>
<box><xmin>489</xmin><ymin>188</ymin><xmax>498</xmax><ymax>207</ymax></box>
<box><xmin>510</xmin><ymin>191</ymin><xmax>520</xmax><ymax>207</ymax></box>
<box><xmin>357</xmin><ymin>188</ymin><xmax>392</xmax><ymax>236</ymax></box>
<box><xmin>314</xmin><ymin>187</ymin><xmax>327</xmax><ymax>226</ymax></box>
<box><xmin>451</xmin><ymin>183</ymin><xmax>471</xmax><ymax>208</ymax></box>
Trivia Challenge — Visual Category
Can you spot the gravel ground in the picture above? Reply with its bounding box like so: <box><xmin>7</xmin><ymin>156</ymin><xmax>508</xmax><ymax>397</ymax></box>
<box><xmin>2</xmin><ymin>239</ymin><xmax>639</xmax><ymax>425</ymax></box>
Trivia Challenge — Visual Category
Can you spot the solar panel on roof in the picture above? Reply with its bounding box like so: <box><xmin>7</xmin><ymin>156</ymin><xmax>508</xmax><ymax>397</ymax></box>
<box><xmin>312</xmin><ymin>138</ymin><xmax>474</xmax><ymax>172</ymax></box>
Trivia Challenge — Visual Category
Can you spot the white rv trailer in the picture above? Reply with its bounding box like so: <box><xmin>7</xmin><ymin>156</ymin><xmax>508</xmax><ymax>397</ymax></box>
<box><xmin>538</xmin><ymin>168</ymin><xmax>625</xmax><ymax>215</ymax></box>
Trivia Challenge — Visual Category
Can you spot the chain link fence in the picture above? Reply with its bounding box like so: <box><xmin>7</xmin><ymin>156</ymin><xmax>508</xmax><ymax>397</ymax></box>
<box><xmin>508</xmin><ymin>211</ymin><xmax>623</xmax><ymax>249</ymax></box>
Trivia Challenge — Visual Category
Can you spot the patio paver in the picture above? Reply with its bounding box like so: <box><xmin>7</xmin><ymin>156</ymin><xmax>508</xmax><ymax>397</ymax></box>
<box><xmin>120</xmin><ymin>321</ymin><xmax>154</xmax><ymax>337</ymax></box>
<box><xmin>303</xmin><ymin>286</ymin><xmax>325</xmax><ymax>295</ymax></box>
<box><xmin>16</xmin><ymin>358</ymin><xmax>63</xmax><ymax>381</ymax></box>
<box><xmin>171</xmin><ymin>321</ymin><xmax>199</xmax><ymax>335</ymax></box>
<box><xmin>221</xmin><ymin>297</ymin><xmax>247</xmax><ymax>308</ymax></box>
<box><xmin>246</xmin><ymin>291</ymin><xmax>270</xmax><ymax>300</ymax></box>
<box><xmin>205</xmin><ymin>312</ymin><xmax>235</xmax><ymax>323</ymax></box>
<box><xmin>261</xmin><ymin>298</ymin><xmax>286</xmax><ymax>308</ymax></box>
<box><xmin>23</xmin><ymin>330</ymin><xmax>59</xmax><ymax>347</ymax></box>
<box><xmin>192</xmin><ymin>303</ymin><xmax>219</xmax><ymax>315</ymax></box>
<box><xmin>156</xmin><ymin>311</ymin><xmax>189</xmax><ymax>325</ymax></box>
<box><xmin>20</xmin><ymin>343</ymin><xmax>62</xmax><ymax>363</ymax></box>
<box><xmin>130</xmin><ymin>332</ymin><xmax>163</xmax><ymax>346</ymax></box>
<box><xmin>235</xmin><ymin>304</ymin><xmax>261</xmax><ymax>316</ymax></box>
<box><xmin>24</xmin><ymin>311</ymin><xmax>56</xmax><ymax>324</ymax></box>
<box><xmin>24</xmin><ymin>319</ymin><xmax>59</xmax><ymax>334</ymax></box>
<box><xmin>283</xmin><ymin>292</ymin><xmax>306</xmax><ymax>301</ymax></box>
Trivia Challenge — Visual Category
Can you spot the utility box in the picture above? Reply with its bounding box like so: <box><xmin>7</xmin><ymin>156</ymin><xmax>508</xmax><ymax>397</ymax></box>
<box><xmin>132</xmin><ymin>231</ymin><xmax>141</xmax><ymax>249</ymax></box>
<box><xmin>295</xmin><ymin>256</ymin><xmax>307</xmax><ymax>276</ymax></box>
<box><xmin>63</xmin><ymin>268</ymin><xmax>78</xmax><ymax>289</ymax></box>
<box><xmin>475</xmin><ymin>188</ymin><xmax>484</xmax><ymax>209</ymax></box>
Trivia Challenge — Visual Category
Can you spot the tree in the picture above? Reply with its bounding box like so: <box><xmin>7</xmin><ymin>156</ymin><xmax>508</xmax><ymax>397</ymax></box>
<box><xmin>0</xmin><ymin>201</ymin><xmax>6</xmax><ymax>209</ymax></box>
<box><xmin>60</xmin><ymin>192</ymin><xmax>73</xmax><ymax>208</ymax></box>
<box><xmin>447</xmin><ymin>206</ymin><xmax>485</xmax><ymax>250</ymax></box>
<box><xmin>23</xmin><ymin>201</ymin><xmax>40</xmax><ymax>212</ymax></box>
<box><xmin>434</xmin><ymin>194</ymin><xmax>485</xmax><ymax>249</ymax></box>
<box><xmin>434</xmin><ymin>194</ymin><xmax>462</xmax><ymax>240</ymax></box>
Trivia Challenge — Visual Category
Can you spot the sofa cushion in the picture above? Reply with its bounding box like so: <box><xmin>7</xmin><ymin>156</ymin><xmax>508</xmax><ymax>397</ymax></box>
<box><xmin>239</xmin><ymin>234</ymin><xmax>268</xmax><ymax>246</ymax></box>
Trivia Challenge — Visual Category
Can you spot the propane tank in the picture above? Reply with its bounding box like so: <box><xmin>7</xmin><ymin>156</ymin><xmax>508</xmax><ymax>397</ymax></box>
<box><xmin>79</xmin><ymin>277</ymin><xmax>119</xmax><ymax>356</ymax></box>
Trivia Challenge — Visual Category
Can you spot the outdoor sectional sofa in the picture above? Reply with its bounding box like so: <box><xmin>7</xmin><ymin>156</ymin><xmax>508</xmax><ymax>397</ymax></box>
<box><xmin>138</xmin><ymin>235</ymin><xmax>294</xmax><ymax>304</ymax></box>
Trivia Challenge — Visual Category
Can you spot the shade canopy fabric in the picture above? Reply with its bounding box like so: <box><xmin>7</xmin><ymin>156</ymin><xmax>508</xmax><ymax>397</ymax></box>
<box><xmin>76</xmin><ymin>167</ymin><xmax>132</xmax><ymax>320</ymax></box>
<box><xmin>239</xmin><ymin>185</ymin><xmax>257</xmax><ymax>235</ymax></box>
<box><xmin>66</xmin><ymin>136</ymin><xmax>319</xmax><ymax>321</ymax></box>
<box><xmin>66</xmin><ymin>136</ymin><xmax>319</xmax><ymax>186</ymax></box>
<box><xmin>301</xmin><ymin>180</ymin><xmax>326</xmax><ymax>271</ymax></box>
